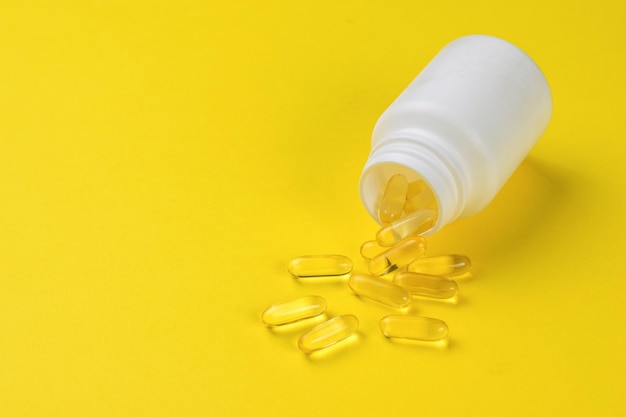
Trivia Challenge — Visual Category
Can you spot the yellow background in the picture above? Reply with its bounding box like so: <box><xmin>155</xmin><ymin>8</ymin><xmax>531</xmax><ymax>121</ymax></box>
<box><xmin>0</xmin><ymin>1</ymin><xmax>624</xmax><ymax>416</ymax></box>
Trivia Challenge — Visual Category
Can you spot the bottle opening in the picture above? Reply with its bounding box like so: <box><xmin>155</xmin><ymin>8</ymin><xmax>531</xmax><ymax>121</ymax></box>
<box><xmin>359</xmin><ymin>162</ymin><xmax>442</xmax><ymax>236</ymax></box>
<box><xmin>359</xmin><ymin>135</ymin><xmax>466</xmax><ymax>235</ymax></box>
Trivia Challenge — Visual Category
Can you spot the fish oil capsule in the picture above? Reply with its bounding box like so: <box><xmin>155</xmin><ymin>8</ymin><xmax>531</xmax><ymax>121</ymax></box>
<box><xmin>406</xmin><ymin>180</ymin><xmax>428</xmax><ymax>199</ymax></box>
<box><xmin>368</xmin><ymin>236</ymin><xmax>427</xmax><ymax>276</ymax></box>
<box><xmin>376</xmin><ymin>209</ymin><xmax>437</xmax><ymax>246</ymax></box>
<box><xmin>380</xmin><ymin>315</ymin><xmax>448</xmax><ymax>341</ymax></box>
<box><xmin>393</xmin><ymin>271</ymin><xmax>458</xmax><ymax>299</ymax></box>
<box><xmin>359</xmin><ymin>240</ymin><xmax>387</xmax><ymax>260</ymax></box>
<box><xmin>404</xmin><ymin>181</ymin><xmax>436</xmax><ymax>214</ymax></box>
<box><xmin>379</xmin><ymin>174</ymin><xmax>409</xmax><ymax>223</ymax></box>
<box><xmin>408</xmin><ymin>254</ymin><xmax>471</xmax><ymax>277</ymax></box>
<box><xmin>287</xmin><ymin>255</ymin><xmax>353</xmax><ymax>278</ymax></box>
<box><xmin>261</xmin><ymin>295</ymin><xmax>327</xmax><ymax>327</ymax></box>
<box><xmin>349</xmin><ymin>273</ymin><xmax>411</xmax><ymax>308</ymax></box>
<box><xmin>298</xmin><ymin>314</ymin><xmax>359</xmax><ymax>353</ymax></box>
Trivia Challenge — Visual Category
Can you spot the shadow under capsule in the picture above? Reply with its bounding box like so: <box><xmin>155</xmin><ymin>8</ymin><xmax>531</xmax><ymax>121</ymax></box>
<box><xmin>382</xmin><ymin>336</ymin><xmax>450</xmax><ymax>350</ymax></box>
<box><xmin>265</xmin><ymin>313</ymin><xmax>329</xmax><ymax>334</ymax></box>
<box><xmin>303</xmin><ymin>332</ymin><xmax>362</xmax><ymax>362</ymax></box>
<box><xmin>291</xmin><ymin>273</ymin><xmax>351</xmax><ymax>290</ymax></box>
<box><xmin>409</xmin><ymin>293</ymin><xmax>460</xmax><ymax>305</ymax></box>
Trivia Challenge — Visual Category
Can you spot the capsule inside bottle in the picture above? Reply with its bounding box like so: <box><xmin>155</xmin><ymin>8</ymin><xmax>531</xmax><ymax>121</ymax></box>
<box><xmin>379</xmin><ymin>174</ymin><xmax>409</xmax><ymax>223</ymax></box>
<box><xmin>379</xmin><ymin>315</ymin><xmax>448</xmax><ymax>341</ymax></box>
<box><xmin>393</xmin><ymin>271</ymin><xmax>458</xmax><ymax>299</ymax></box>
<box><xmin>287</xmin><ymin>255</ymin><xmax>353</xmax><ymax>278</ymax></box>
<box><xmin>262</xmin><ymin>295</ymin><xmax>327</xmax><ymax>327</ymax></box>
<box><xmin>408</xmin><ymin>254</ymin><xmax>471</xmax><ymax>277</ymax></box>
<box><xmin>298</xmin><ymin>314</ymin><xmax>359</xmax><ymax>354</ymax></box>
<box><xmin>404</xmin><ymin>180</ymin><xmax>436</xmax><ymax>214</ymax></box>
<box><xmin>368</xmin><ymin>236</ymin><xmax>427</xmax><ymax>276</ymax></box>
<box><xmin>376</xmin><ymin>209</ymin><xmax>437</xmax><ymax>246</ymax></box>
<box><xmin>349</xmin><ymin>273</ymin><xmax>411</xmax><ymax>308</ymax></box>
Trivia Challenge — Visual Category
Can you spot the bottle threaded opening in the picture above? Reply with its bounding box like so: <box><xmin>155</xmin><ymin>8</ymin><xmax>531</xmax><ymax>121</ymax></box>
<box><xmin>359</xmin><ymin>134</ymin><xmax>466</xmax><ymax>234</ymax></box>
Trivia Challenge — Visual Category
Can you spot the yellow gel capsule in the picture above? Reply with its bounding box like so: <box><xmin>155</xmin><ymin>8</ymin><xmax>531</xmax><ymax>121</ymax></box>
<box><xmin>349</xmin><ymin>273</ymin><xmax>411</xmax><ymax>308</ymax></box>
<box><xmin>380</xmin><ymin>315</ymin><xmax>449</xmax><ymax>341</ymax></box>
<box><xmin>368</xmin><ymin>237</ymin><xmax>427</xmax><ymax>276</ymax></box>
<box><xmin>261</xmin><ymin>295</ymin><xmax>327</xmax><ymax>327</ymax></box>
<box><xmin>393</xmin><ymin>271</ymin><xmax>458</xmax><ymax>299</ymax></box>
<box><xmin>287</xmin><ymin>255</ymin><xmax>353</xmax><ymax>278</ymax></box>
<box><xmin>376</xmin><ymin>209</ymin><xmax>437</xmax><ymax>246</ymax></box>
<box><xmin>298</xmin><ymin>314</ymin><xmax>359</xmax><ymax>353</ymax></box>
<box><xmin>408</xmin><ymin>254</ymin><xmax>472</xmax><ymax>277</ymax></box>
<box><xmin>359</xmin><ymin>240</ymin><xmax>387</xmax><ymax>260</ymax></box>
<box><xmin>379</xmin><ymin>174</ymin><xmax>409</xmax><ymax>223</ymax></box>
<box><xmin>404</xmin><ymin>181</ymin><xmax>436</xmax><ymax>214</ymax></box>
<box><xmin>406</xmin><ymin>180</ymin><xmax>428</xmax><ymax>198</ymax></box>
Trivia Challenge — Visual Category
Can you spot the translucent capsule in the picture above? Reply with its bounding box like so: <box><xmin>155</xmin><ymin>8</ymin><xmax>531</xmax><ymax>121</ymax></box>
<box><xmin>380</xmin><ymin>315</ymin><xmax>449</xmax><ymax>341</ymax></box>
<box><xmin>393</xmin><ymin>271</ymin><xmax>458</xmax><ymax>299</ymax></box>
<box><xmin>379</xmin><ymin>174</ymin><xmax>409</xmax><ymax>223</ymax></box>
<box><xmin>261</xmin><ymin>295</ymin><xmax>327</xmax><ymax>327</ymax></box>
<box><xmin>349</xmin><ymin>273</ymin><xmax>411</xmax><ymax>308</ymax></box>
<box><xmin>298</xmin><ymin>314</ymin><xmax>359</xmax><ymax>354</ymax></box>
<box><xmin>287</xmin><ymin>255</ymin><xmax>353</xmax><ymax>278</ymax></box>
<box><xmin>368</xmin><ymin>236</ymin><xmax>427</xmax><ymax>276</ymax></box>
<box><xmin>406</xmin><ymin>180</ymin><xmax>428</xmax><ymax>198</ymax></box>
<box><xmin>408</xmin><ymin>254</ymin><xmax>472</xmax><ymax>277</ymax></box>
<box><xmin>404</xmin><ymin>180</ymin><xmax>436</xmax><ymax>214</ymax></box>
<box><xmin>359</xmin><ymin>240</ymin><xmax>386</xmax><ymax>260</ymax></box>
<box><xmin>376</xmin><ymin>209</ymin><xmax>437</xmax><ymax>246</ymax></box>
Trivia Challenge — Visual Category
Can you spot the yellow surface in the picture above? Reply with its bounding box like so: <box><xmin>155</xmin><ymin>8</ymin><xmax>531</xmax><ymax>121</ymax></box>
<box><xmin>0</xmin><ymin>1</ymin><xmax>624</xmax><ymax>416</ymax></box>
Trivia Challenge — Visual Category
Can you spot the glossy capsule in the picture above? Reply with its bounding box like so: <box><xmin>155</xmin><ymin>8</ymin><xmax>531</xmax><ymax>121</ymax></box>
<box><xmin>287</xmin><ymin>255</ymin><xmax>353</xmax><ymax>278</ymax></box>
<box><xmin>349</xmin><ymin>273</ymin><xmax>411</xmax><ymax>308</ymax></box>
<box><xmin>376</xmin><ymin>209</ymin><xmax>437</xmax><ymax>246</ymax></box>
<box><xmin>393</xmin><ymin>271</ymin><xmax>458</xmax><ymax>299</ymax></box>
<box><xmin>380</xmin><ymin>315</ymin><xmax>449</xmax><ymax>341</ymax></box>
<box><xmin>298</xmin><ymin>315</ymin><xmax>359</xmax><ymax>353</ymax></box>
<box><xmin>359</xmin><ymin>240</ymin><xmax>387</xmax><ymax>260</ymax></box>
<box><xmin>406</xmin><ymin>180</ymin><xmax>428</xmax><ymax>198</ymax></box>
<box><xmin>408</xmin><ymin>254</ymin><xmax>472</xmax><ymax>277</ymax></box>
<box><xmin>368</xmin><ymin>236</ymin><xmax>427</xmax><ymax>276</ymax></box>
<box><xmin>404</xmin><ymin>180</ymin><xmax>436</xmax><ymax>214</ymax></box>
<box><xmin>261</xmin><ymin>296</ymin><xmax>327</xmax><ymax>327</ymax></box>
<box><xmin>379</xmin><ymin>174</ymin><xmax>409</xmax><ymax>223</ymax></box>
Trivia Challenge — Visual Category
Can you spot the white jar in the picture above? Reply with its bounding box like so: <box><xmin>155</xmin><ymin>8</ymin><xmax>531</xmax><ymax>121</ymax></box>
<box><xmin>359</xmin><ymin>35</ymin><xmax>553</xmax><ymax>234</ymax></box>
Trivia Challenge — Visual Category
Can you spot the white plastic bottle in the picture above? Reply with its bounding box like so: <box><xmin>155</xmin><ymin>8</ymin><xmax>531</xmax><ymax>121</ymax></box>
<box><xmin>359</xmin><ymin>35</ymin><xmax>552</xmax><ymax>234</ymax></box>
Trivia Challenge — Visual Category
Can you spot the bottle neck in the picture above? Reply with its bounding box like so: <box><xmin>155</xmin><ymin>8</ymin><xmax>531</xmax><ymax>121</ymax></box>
<box><xmin>359</xmin><ymin>130</ymin><xmax>467</xmax><ymax>234</ymax></box>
